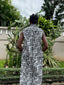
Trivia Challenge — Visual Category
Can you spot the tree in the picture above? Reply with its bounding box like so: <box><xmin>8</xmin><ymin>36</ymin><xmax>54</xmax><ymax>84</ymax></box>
<box><xmin>41</xmin><ymin>0</ymin><xmax>64</xmax><ymax>25</ymax></box>
<box><xmin>0</xmin><ymin>0</ymin><xmax>21</xmax><ymax>26</ymax></box>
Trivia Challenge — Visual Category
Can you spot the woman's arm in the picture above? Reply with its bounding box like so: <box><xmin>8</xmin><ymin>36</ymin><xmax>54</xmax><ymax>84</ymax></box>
<box><xmin>42</xmin><ymin>33</ymin><xmax>48</xmax><ymax>51</ymax></box>
<box><xmin>17</xmin><ymin>32</ymin><xmax>24</xmax><ymax>51</ymax></box>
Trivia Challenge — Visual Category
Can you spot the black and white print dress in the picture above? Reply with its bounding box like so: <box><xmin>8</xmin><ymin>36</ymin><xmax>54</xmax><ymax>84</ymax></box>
<box><xmin>19</xmin><ymin>24</ymin><xmax>44</xmax><ymax>85</ymax></box>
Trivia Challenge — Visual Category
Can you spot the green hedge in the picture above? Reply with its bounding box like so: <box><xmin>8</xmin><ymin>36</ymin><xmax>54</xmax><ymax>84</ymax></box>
<box><xmin>0</xmin><ymin>68</ymin><xmax>64</xmax><ymax>80</ymax></box>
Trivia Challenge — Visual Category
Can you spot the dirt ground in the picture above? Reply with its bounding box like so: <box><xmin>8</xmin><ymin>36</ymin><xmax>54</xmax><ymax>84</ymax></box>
<box><xmin>54</xmin><ymin>56</ymin><xmax>64</xmax><ymax>61</ymax></box>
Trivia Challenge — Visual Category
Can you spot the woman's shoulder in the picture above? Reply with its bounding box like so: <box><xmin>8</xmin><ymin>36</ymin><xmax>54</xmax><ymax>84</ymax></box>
<box><xmin>22</xmin><ymin>26</ymin><xmax>31</xmax><ymax>32</ymax></box>
<box><xmin>37</xmin><ymin>27</ymin><xmax>44</xmax><ymax>33</ymax></box>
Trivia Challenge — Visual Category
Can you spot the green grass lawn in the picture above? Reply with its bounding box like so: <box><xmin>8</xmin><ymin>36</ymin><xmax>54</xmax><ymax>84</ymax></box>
<box><xmin>0</xmin><ymin>60</ymin><xmax>5</xmax><ymax>68</ymax></box>
<box><xmin>58</xmin><ymin>61</ymin><xmax>64</xmax><ymax>68</ymax></box>
<box><xmin>0</xmin><ymin>60</ymin><xmax>64</xmax><ymax>68</ymax></box>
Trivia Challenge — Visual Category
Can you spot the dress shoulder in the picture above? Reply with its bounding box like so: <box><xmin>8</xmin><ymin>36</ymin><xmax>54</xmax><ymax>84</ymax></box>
<box><xmin>38</xmin><ymin>27</ymin><xmax>44</xmax><ymax>38</ymax></box>
<box><xmin>19</xmin><ymin>26</ymin><xmax>29</xmax><ymax>37</ymax></box>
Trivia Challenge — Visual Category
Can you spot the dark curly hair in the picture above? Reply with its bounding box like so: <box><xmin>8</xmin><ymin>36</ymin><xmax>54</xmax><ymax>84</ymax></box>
<box><xmin>29</xmin><ymin>14</ymin><xmax>39</xmax><ymax>24</ymax></box>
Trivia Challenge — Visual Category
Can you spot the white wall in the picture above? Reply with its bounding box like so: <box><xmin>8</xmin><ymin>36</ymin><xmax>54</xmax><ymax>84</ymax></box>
<box><xmin>0</xmin><ymin>27</ymin><xmax>16</xmax><ymax>60</ymax></box>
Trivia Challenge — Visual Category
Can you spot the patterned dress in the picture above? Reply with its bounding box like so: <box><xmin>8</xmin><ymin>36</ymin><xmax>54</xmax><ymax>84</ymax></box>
<box><xmin>19</xmin><ymin>24</ymin><xmax>44</xmax><ymax>85</ymax></box>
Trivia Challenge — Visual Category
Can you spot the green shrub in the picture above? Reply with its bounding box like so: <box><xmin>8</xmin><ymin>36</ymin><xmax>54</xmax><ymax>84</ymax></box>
<box><xmin>6</xmin><ymin>16</ymin><xmax>62</xmax><ymax>68</ymax></box>
<box><xmin>0</xmin><ymin>68</ymin><xmax>64</xmax><ymax>80</ymax></box>
<box><xmin>38</xmin><ymin>17</ymin><xmax>62</xmax><ymax>67</ymax></box>
<box><xmin>6</xmin><ymin>18</ymin><xmax>29</xmax><ymax>68</ymax></box>
<box><xmin>38</xmin><ymin>17</ymin><xmax>61</xmax><ymax>39</ymax></box>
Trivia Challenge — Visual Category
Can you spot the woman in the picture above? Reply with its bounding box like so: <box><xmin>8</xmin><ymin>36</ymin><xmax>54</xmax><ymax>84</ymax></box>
<box><xmin>17</xmin><ymin>14</ymin><xmax>48</xmax><ymax>85</ymax></box>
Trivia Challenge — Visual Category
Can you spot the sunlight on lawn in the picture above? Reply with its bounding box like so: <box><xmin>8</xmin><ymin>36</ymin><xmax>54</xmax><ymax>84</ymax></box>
<box><xmin>0</xmin><ymin>60</ymin><xmax>5</xmax><ymax>68</ymax></box>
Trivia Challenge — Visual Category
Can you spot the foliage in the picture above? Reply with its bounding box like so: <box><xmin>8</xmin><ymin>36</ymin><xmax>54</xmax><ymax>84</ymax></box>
<box><xmin>6</xmin><ymin>29</ymin><xmax>21</xmax><ymax>67</ymax></box>
<box><xmin>8</xmin><ymin>17</ymin><xmax>29</xmax><ymax>29</ymax></box>
<box><xmin>38</xmin><ymin>16</ymin><xmax>61</xmax><ymax>39</ymax></box>
<box><xmin>41</xmin><ymin>0</ymin><xmax>64</xmax><ymax>25</ymax></box>
<box><xmin>6</xmin><ymin>18</ymin><xmax>29</xmax><ymax>68</ymax></box>
<box><xmin>0</xmin><ymin>68</ymin><xmax>64</xmax><ymax>80</ymax></box>
<box><xmin>38</xmin><ymin>17</ymin><xmax>61</xmax><ymax>67</ymax></box>
<box><xmin>58</xmin><ymin>61</ymin><xmax>64</xmax><ymax>68</ymax></box>
<box><xmin>6</xmin><ymin>16</ymin><xmax>61</xmax><ymax>68</ymax></box>
<box><xmin>0</xmin><ymin>60</ymin><xmax>5</xmax><ymax>68</ymax></box>
<box><xmin>43</xmin><ymin>38</ymin><xmax>59</xmax><ymax>67</ymax></box>
<box><xmin>0</xmin><ymin>68</ymin><xmax>20</xmax><ymax>80</ymax></box>
<box><xmin>0</xmin><ymin>0</ymin><xmax>21</xmax><ymax>26</ymax></box>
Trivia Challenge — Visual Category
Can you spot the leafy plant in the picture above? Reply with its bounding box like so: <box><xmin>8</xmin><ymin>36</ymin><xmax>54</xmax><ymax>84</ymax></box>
<box><xmin>38</xmin><ymin>17</ymin><xmax>61</xmax><ymax>67</ymax></box>
<box><xmin>6</xmin><ymin>16</ymin><xmax>61</xmax><ymax>68</ymax></box>
<box><xmin>38</xmin><ymin>16</ymin><xmax>61</xmax><ymax>39</ymax></box>
<box><xmin>6</xmin><ymin>18</ymin><xmax>29</xmax><ymax>68</ymax></box>
<box><xmin>0</xmin><ymin>0</ymin><xmax>21</xmax><ymax>26</ymax></box>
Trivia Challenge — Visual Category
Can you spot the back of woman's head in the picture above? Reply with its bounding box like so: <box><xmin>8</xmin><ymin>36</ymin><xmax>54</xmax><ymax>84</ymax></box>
<box><xmin>30</xmin><ymin>14</ymin><xmax>39</xmax><ymax>24</ymax></box>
